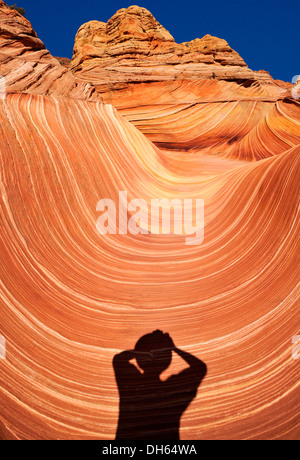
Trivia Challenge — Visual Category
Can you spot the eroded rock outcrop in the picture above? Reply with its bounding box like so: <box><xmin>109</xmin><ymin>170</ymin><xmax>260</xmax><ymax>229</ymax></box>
<box><xmin>70</xmin><ymin>5</ymin><xmax>286</xmax><ymax>100</ymax></box>
<box><xmin>0</xmin><ymin>0</ymin><xmax>98</xmax><ymax>100</ymax></box>
<box><xmin>68</xmin><ymin>5</ymin><xmax>300</xmax><ymax>159</ymax></box>
<box><xmin>71</xmin><ymin>6</ymin><xmax>247</xmax><ymax>72</ymax></box>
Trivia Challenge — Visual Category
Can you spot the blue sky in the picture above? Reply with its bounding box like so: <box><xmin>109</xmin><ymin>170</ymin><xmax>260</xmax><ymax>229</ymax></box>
<box><xmin>12</xmin><ymin>0</ymin><xmax>299</xmax><ymax>82</ymax></box>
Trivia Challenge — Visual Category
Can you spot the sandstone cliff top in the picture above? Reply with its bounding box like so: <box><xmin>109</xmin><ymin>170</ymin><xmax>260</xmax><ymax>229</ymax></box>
<box><xmin>70</xmin><ymin>5</ymin><xmax>247</xmax><ymax>71</ymax></box>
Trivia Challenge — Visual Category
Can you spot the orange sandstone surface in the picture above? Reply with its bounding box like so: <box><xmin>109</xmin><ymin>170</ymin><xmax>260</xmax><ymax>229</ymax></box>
<box><xmin>0</xmin><ymin>2</ymin><xmax>299</xmax><ymax>440</ymax></box>
<box><xmin>70</xmin><ymin>6</ymin><xmax>299</xmax><ymax>158</ymax></box>
<box><xmin>0</xmin><ymin>2</ymin><xmax>97</xmax><ymax>100</ymax></box>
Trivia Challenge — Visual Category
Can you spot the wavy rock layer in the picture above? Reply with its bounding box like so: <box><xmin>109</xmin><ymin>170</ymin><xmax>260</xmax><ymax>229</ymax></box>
<box><xmin>0</xmin><ymin>3</ymin><xmax>299</xmax><ymax>441</ymax></box>
<box><xmin>119</xmin><ymin>94</ymin><xmax>300</xmax><ymax>160</ymax></box>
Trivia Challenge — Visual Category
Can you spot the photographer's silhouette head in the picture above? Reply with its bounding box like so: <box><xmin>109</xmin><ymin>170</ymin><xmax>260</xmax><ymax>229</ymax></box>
<box><xmin>113</xmin><ymin>330</ymin><xmax>207</xmax><ymax>440</ymax></box>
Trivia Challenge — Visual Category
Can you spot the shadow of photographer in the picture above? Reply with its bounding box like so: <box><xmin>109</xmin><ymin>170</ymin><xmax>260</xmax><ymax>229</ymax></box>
<box><xmin>113</xmin><ymin>330</ymin><xmax>207</xmax><ymax>440</ymax></box>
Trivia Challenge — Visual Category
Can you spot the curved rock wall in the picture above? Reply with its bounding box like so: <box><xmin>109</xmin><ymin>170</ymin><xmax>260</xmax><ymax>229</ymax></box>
<box><xmin>0</xmin><ymin>2</ymin><xmax>299</xmax><ymax>440</ymax></box>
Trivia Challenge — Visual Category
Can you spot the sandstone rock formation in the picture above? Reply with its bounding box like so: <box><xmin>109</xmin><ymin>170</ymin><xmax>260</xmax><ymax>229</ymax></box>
<box><xmin>54</xmin><ymin>57</ymin><xmax>72</xmax><ymax>68</ymax></box>
<box><xmin>0</xmin><ymin>2</ymin><xmax>299</xmax><ymax>441</ymax></box>
<box><xmin>70</xmin><ymin>5</ymin><xmax>299</xmax><ymax>158</ymax></box>
<box><xmin>71</xmin><ymin>6</ymin><xmax>247</xmax><ymax>74</ymax></box>
<box><xmin>70</xmin><ymin>5</ymin><xmax>286</xmax><ymax>100</ymax></box>
<box><xmin>0</xmin><ymin>1</ymin><xmax>98</xmax><ymax>100</ymax></box>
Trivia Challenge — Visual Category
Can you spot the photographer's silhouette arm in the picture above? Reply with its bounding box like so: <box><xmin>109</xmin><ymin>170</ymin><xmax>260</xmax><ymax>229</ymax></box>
<box><xmin>113</xmin><ymin>350</ymin><xmax>153</xmax><ymax>380</ymax></box>
<box><xmin>173</xmin><ymin>347</ymin><xmax>207</xmax><ymax>380</ymax></box>
<box><xmin>113</xmin><ymin>351</ymin><xmax>141</xmax><ymax>388</ymax></box>
<box><xmin>113</xmin><ymin>350</ymin><xmax>136</xmax><ymax>364</ymax></box>
<box><xmin>113</xmin><ymin>350</ymin><xmax>153</xmax><ymax>363</ymax></box>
